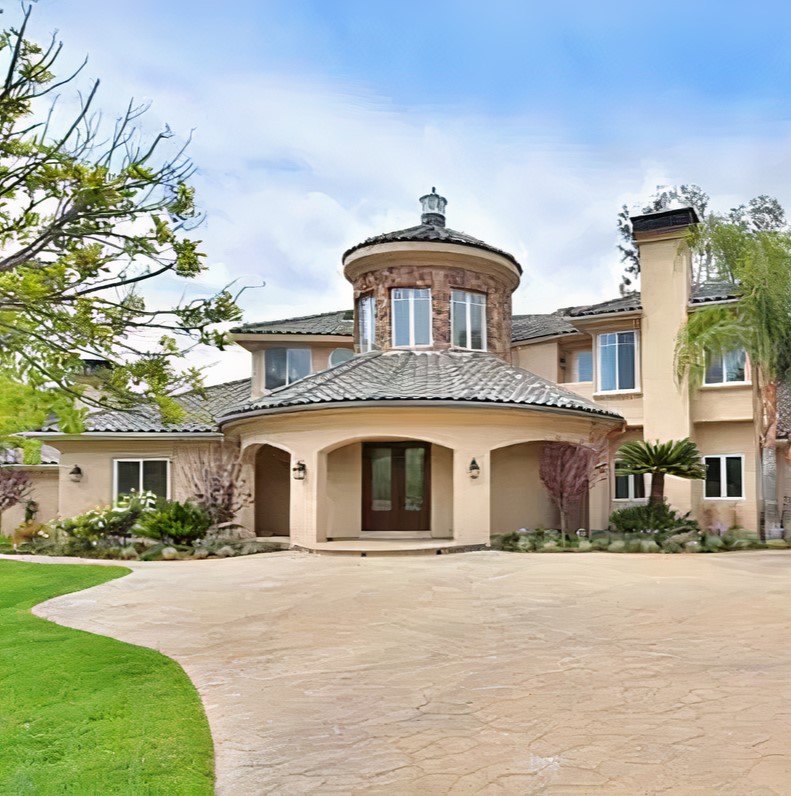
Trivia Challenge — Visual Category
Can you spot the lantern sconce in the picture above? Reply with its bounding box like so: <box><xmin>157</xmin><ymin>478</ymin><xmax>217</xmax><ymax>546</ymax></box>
<box><xmin>69</xmin><ymin>465</ymin><xmax>83</xmax><ymax>482</ymax></box>
<box><xmin>468</xmin><ymin>458</ymin><xmax>481</xmax><ymax>479</ymax></box>
<box><xmin>292</xmin><ymin>460</ymin><xmax>307</xmax><ymax>481</ymax></box>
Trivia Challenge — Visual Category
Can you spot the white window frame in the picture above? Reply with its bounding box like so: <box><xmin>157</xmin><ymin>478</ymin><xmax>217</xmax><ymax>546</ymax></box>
<box><xmin>596</xmin><ymin>330</ymin><xmax>640</xmax><ymax>394</ymax></box>
<box><xmin>264</xmin><ymin>347</ymin><xmax>312</xmax><ymax>390</ymax></box>
<box><xmin>450</xmin><ymin>290</ymin><xmax>487</xmax><ymax>351</ymax></box>
<box><xmin>573</xmin><ymin>349</ymin><xmax>593</xmax><ymax>383</ymax></box>
<box><xmin>112</xmin><ymin>458</ymin><xmax>171</xmax><ymax>500</ymax></box>
<box><xmin>358</xmin><ymin>295</ymin><xmax>376</xmax><ymax>353</ymax></box>
<box><xmin>613</xmin><ymin>463</ymin><xmax>646</xmax><ymax>502</ymax></box>
<box><xmin>703</xmin><ymin>454</ymin><xmax>745</xmax><ymax>500</ymax></box>
<box><xmin>703</xmin><ymin>348</ymin><xmax>750</xmax><ymax>386</ymax></box>
<box><xmin>391</xmin><ymin>288</ymin><xmax>433</xmax><ymax>348</ymax></box>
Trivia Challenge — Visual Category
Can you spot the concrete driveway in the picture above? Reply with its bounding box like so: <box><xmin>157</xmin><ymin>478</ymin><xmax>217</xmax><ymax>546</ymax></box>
<box><xmin>28</xmin><ymin>550</ymin><xmax>791</xmax><ymax>794</ymax></box>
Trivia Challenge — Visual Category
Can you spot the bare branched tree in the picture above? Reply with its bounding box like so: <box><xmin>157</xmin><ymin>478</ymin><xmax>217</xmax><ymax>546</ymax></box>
<box><xmin>0</xmin><ymin>467</ymin><xmax>32</xmax><ymax>532</ymax></box>
<box><xmin>184</xmin><ymin>440</ymin><xmax>252</xmax><ymax>527</ymax></box>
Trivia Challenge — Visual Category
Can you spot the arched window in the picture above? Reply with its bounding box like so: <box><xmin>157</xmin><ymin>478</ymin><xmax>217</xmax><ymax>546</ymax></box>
<box><xmin>329</xmin><ymin>348</ymin><xmax>353</xmax><ymax>367</ymax></box>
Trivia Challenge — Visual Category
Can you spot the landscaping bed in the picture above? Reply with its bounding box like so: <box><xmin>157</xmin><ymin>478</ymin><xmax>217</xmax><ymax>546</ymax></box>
<box><xmin>0</xmin><ymin>561</ymin><xmax>214</xmax><ymax>794</ymax></box>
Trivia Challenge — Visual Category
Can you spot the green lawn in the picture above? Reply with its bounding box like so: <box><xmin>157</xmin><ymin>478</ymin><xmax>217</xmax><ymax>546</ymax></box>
<box><xmin>0</xmin><ymin>561</ymin><xmax>214</xmax><ymax>795</ymax></box>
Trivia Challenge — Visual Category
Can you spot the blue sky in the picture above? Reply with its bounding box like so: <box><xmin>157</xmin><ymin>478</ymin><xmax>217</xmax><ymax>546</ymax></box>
<box><xmin>28</xmin><ymin>1</ymin><xmax>791</xmax><ymax>382</ymax></box>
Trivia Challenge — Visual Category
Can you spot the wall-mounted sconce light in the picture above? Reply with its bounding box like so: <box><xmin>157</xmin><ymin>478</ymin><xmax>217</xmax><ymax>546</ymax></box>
<box><xmin>468</xmin><ymin>458</ymin><xmax>480</xmax><ymax>479</ymax></box>
<box><xmin>69</xmin><ymin>465</ymin><xmax>83</xmax><ymax>482</ymax></box>
<box><xmin>292</xmin><ymin>460</ymin><xmax>307</xmax><ymax>481</ymax></box>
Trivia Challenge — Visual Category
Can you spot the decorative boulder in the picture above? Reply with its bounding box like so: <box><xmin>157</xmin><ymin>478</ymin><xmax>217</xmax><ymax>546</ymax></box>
<box><xmin>214</xmin><ymin>545</ymin><xmax>237</xmax><ymax>558</ymax></box>
<box><xmin>161</xmin><ymin>546</ymin><xmax>180</xmax><ymax>560</ymax></box>
<box><xmin>120</xmin><ymin>546</ymin><xmax>139</xmax><ymax>560</ymax></box>
<box><xmin>205</xmin><ymin>523</ymin><xmax>256</xmax><ymax>542</ymax></box>
<box><xmin>192</xmin><ymin>548</ymin><xmax>210</xmax><ymax>559</ymax></box>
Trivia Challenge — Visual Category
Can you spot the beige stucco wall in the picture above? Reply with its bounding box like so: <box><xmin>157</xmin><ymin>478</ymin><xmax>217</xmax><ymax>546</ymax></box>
<box><xmin>693</xmin><ymin>421</ymin><xmax>759</xmax><ymax>531</ymax></box>
<box><xmin>691</xmin><ymin>384</ymin><xmax>754</xmax><ymax>423</ymax></box>
<box><xmin>0</xmin><ymin>468</ymin><xmax>59</xmax><ymax>535</ymax></box>
<box><xmin>431</xmin><ymin>445</ymin><xmax>454</xmax><ymax>538</ymax></box>
<box><xmin>230</xmin><ymin>404</ymin><xmax>617</xmax><ymax>548</ymax></box>
<box><xmin>51</xmin><ymin>438</ymin><xmax>221</xmax><ymax>518</ymax></box>
<box><xmin>512</xmin><ymin>340</ymin><xmax>560</xmax><ymax>382</ymax></box>
<box><xmin>490</xmin><ymin>443</ymin><xmax>558</xmax><ymax>533</ymax></box>
<box><xmin>326</xmin><ymin>443</ymin><xmax>362</xmax><ymax>538</ymax></box>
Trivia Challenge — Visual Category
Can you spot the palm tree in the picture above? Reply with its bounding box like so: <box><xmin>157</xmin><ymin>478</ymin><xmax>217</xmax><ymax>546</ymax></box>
<box><xmin>675</xmin><ymin>216</ymin><xmax>791</xmax><ymax>536</ymax></box>
<box><xmin>616</xmin><ymin>439</ymin><xmax>706</xmax><ymax>506</ymax></box>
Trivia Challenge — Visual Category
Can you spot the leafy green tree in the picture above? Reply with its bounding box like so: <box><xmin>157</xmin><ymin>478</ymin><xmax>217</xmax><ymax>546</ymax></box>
<box><xmin>0</xmin><ymin>5</ymin><xmax>242</xmax><ymax>444</ymax></box>
<box><xmin>675</xmin><ymin>217</ymin><xmax>791</xmax><ymax>534</ymax></box>
<box><xmin>617</xmin><ymin>185</ymin><xmax>785</xmax><ymax>291</ymax></box>
<box><xmin>615</xmin><ymin>439</ymin><xmax>706</xmax><ymax>506</ymax></box>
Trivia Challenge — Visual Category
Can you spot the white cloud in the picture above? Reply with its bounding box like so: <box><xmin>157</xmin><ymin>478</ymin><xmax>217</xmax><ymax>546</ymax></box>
<box><xmin>27</xmin><ymin>4</ymin><xmax>791</xmax><ymax>384</ymax></box>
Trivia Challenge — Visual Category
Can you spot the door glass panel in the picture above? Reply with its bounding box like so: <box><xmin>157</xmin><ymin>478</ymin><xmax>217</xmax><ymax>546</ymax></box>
<box><xmin>116</xmin><ymin>460</ymin><xmax>140</xmax><ymax>496</ymax></box>
<box><xmin>142</xmin><ymin>461</ymin><xmax>168</xmax><ymax>498</ymax></box>
<box><xmin>370</xmin><ymin>448</ymin><xmax>392</xmax><ymax>511</ymax></box>
<box><xmin>404</xmin><ymin>447</ymin><xmax>425</xmax><ymax>511</ymax></box>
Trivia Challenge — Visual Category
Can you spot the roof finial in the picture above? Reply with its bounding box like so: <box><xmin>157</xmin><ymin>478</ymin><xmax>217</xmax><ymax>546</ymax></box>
<box><xmin>419</xmin><ymin>187</ymin><xmax>447</xmax><ymax>227</ymax></box>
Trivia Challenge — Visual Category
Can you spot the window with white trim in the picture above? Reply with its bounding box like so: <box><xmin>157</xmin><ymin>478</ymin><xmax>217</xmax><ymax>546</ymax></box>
<box><xmin>614</xmin><ymin>462</ymin><xmax>646</xmax><ymax>501</ymax></box>
<box><xmin>264</xmin><ymin>348</ymin><xmax>311</xmax><ymax>390</ymax></box>
<box><xmin>573</xmin><ymin>350</ymin><xmax>593</xmax><ymax>382</ymax></box>
<box><xmin>451</xmin><ymin>290</ymin><xmax>486</xmax><ymax>350</ymax></box>
<box><xmin>114</xmin><ymin>459</ymin><xmax>170</xmax><ymax>500</ymax></box>
<box><xmin>704</xmin><ymin>348</ymin><xmax>747</xmax><ymax>385</ymax></box>
<box><xmin>598</xmin><ymin>331</ymin><xmax>638</xmax><ymax>392</ymax></box>
<box><xmin>704</xmin><ymin>455</ymin><xmax>744</xmax><ymax>499</ymax></box>
<box><xmin>358</xmin><ymin>295</ymin><xmax>376</xmax><ymax>352</ymax></box>
<box><xmin>392</xmin><ymin>288</ymin><xmax>431</xmax><ymax>347</ymax></box>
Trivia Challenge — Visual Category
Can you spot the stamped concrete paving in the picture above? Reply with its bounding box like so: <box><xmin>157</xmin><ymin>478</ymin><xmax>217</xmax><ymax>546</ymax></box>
<box><xmin>29</xmin><ymin>551</ymin><xmax>791</xmax><ymax>795</ymax></box>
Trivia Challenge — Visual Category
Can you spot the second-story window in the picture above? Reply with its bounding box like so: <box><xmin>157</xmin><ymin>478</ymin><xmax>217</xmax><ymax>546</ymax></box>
<box><xmin>598</xmin><ymin>331</ymin><xmax>638</xmax><ymax>392</ymax></box>
<box><xmin>573</xmin><ymin>350</ymin><xmax>593</xmax><ymax>382</ymax></box>
<box><xmin>392</xmin><ymin>288</ymin><xmax>431</xmax><ymax>347</ymax></box>
<box><xmin>451</xmin><ymin>290</ymin><xmax>486</xmax><ymax>350</ymax></box>
<box><xmin>265</xmin><ymin>348</ymin><xmax>311</xmax><ymax>390</ymax></box>
<box><xmin>358</xmin><ymin>295</ymin><xmax>376</xmax><ymax>353</ymax></box>
<box><xmin>704</xmin><ymin>348</ymin><xmax>747</xmax><ymax>385</ymax></box>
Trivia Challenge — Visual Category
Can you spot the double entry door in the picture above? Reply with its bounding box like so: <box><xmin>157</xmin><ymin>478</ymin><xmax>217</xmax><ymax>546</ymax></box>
<box><xmin>362</xmin><ymin>442</ymin><xmax>431</xmax><ymax>532</ymax></box>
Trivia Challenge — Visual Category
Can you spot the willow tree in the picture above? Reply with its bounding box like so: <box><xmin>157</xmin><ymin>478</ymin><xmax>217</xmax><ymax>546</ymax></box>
<box><xmin>675</xmin><ymin>216</ymin><xmax>791</xmax><ymax>535</ymax></box>
<box><xmin>0</xmin><ymin>5</ymin><xmax>242</xmax><ymax>451</ymax></box>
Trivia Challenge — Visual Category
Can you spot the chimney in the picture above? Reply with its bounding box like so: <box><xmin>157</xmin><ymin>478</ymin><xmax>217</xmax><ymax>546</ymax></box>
<box><xmin>419</xmin><ymin>187</ymin><xmax>447</xmax><ymax>226</ymax></box>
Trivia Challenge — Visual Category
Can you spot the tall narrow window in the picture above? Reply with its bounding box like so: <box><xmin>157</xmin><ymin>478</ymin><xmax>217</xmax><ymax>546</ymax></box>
<box><xmin>114</xmin><ymin>459</ymin><xmax>170</xmax><ymax>500</ymax></box>
<box><xmin>704</xmin><ymin>348</ymin><xmax>747</xmax><ymax>385</ymax></box>
<box><xmin>358</xmin><ymin>295</ymin><xmax>376</xmax><ymax>353</ymax></box>
<box><xmin>704</xmin><ymin>455</ymin><xmax>744</xmax><ymax>499</ymax></box>
<box><xmin>392</xmin><ymin>288</ymin><xmax>432</xmax><ymax>347</ymax></box>
<box><xmin>451</xmin><ymin>290</ymin><xmax>486</xmax><ymax>350</ymax></box>
<box><xmin>598</xmin><ymin>331</ymin><xmax>638</xmax><ymax>392</ymax></box>
<box><xmin>264</xmin><ymin>348</ymin><xmax>311</xmax><ymax>390</ymax></box>
<box><xmin>573</xmin><ymin>350</ymin><xmax>593</xmax><ymax>382</ymax></box>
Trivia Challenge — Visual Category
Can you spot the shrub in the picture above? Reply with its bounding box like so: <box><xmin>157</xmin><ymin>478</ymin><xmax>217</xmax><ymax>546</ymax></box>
<box><xmin>591</xmin><ymin>538</ymin><xmax>610</xmax><ymax>551</ymax></box>
<box><xmin>766</xmin><ymin>539</ymin><xmax>789</xmax><ymax>549</ymax></box>
<box><xmin>684</xmin><ymin>540</ymin><xmax>701</xmax><ymax>553</ymax></box>
<box><xmin>609</xmin><ymin>503</ymin><xmax>700</xmax><ymax>536</ymax></box>
<box><xmin>137</xmin><ymin>500</ymin><xmax>211</xmax><ymax>545</ymax></box>
<box><xmin>54</xmin><ymin>492</ymin><xmax>158</xmax><ymax>543</ymax></box>
<box><xmin>640</xmin><ymin>539</ymin><xmax>661</xmax><ymax>553</ymax></box>
<box><xmin>577</xmin><ymin>540</ymin><xmax>592</xmax><ymax>552</ymax></box>
<box><xmin>607</xmin><ymin>540</ymin><xmax>625</xmax><ymax>553</ymax></box>
<box><xmin>490</xmin><ymin>532</ymin><xmax>522</xmax><ymax>552</ymax></box>
<box><xmin>625</xmin><ymin>538</ymin><xmax>643</xmax><ymax>553</ymax></box>
<box><xmin>662</xmin><ymin>540</ymin><xmax>683</xmax><ymax>553</ymax></box>
<box><xmin>702</xmin><ymin>535</ymin><xmax>724</xmax><ymax>553</ymax></box>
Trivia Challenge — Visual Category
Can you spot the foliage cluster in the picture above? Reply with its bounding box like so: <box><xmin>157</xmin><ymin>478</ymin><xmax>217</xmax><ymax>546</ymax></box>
<box><xmin>608</xmin><ymin>503</ymin><xmax>699</xmax><ymax>535</ymax></box>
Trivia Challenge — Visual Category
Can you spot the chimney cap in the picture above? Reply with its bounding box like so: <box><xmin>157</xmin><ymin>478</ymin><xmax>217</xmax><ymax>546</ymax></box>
<box><xmin>419</xmin><ymin>187</ymin><xmax>447</xmax><ymax>227</ymax></box>
<box><xmin>631</xmin><ymin>206</ymin><xmax>699</xmax><ymax>236</ymax></box>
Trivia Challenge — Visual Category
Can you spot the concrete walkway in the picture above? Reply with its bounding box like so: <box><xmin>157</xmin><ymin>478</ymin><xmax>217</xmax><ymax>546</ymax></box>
<box><xmin>20</xmin><ymin>550</ymin><xmax>791</xmax><ymax>794</ymax></box>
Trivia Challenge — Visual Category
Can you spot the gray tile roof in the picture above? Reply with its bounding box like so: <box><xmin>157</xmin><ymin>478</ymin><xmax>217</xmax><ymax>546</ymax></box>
<box><xmin>511</xmin><ymin>313</ymin><xmax>579</xmax><ymax>342</ymax></box>
<box><xmin>343</xmin><ymin>223</ymin><xmax>522</xmax><ymax>272</ymax></box>
<box><xmin>1</xmin><ymin>444</ymin><xmax>60</xmax><ymax>465</ymax></box>
<box><xmin>220</xmin><ymin>350</ymin><xmax>622</xmax><ymax>422</ymax></box>
<box><xmin>231</xmin><ymin>310</ymin><xmax>354</xmax><ymax>336</ymax></box>
<box><xmin>40</xmin><ymin>379</ymin><xmax>251</xmax><ymax>434</ymax></box>
<box><xmin>567</xmin><ymin>282</ymin><xmax>738</xmax><ymax>318</ymax></box>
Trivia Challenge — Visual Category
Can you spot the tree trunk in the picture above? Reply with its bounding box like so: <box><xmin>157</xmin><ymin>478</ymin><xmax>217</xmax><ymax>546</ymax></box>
<box><xmin>762</xmin><ymin>445</ymin><xmax>780</xmax><ymax>540</ymax></box>
<box><xmin>649</xmin><ymin>472</ymin><xmax>665</xmax><ymax>506</ymax></box>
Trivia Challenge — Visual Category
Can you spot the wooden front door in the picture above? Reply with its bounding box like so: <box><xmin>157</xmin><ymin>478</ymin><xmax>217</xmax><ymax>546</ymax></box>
<box><xmin>362</xmin><ymin>442</ymin><xmax>431</xmax><ymax>532</ymax></box>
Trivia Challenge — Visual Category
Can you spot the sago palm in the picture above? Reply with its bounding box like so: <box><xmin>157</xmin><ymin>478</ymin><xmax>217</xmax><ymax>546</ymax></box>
<box><xmin>616</xmin><ymin>439</ymin><xmax>706</xmax><ymax>506</ymax></box>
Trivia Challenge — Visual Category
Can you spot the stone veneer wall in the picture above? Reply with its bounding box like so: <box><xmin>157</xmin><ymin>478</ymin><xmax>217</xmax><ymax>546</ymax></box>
<box><xmin>352</xmin><ymin>265</ymin><xmax>514</xmax><ymax>361</ymax></box>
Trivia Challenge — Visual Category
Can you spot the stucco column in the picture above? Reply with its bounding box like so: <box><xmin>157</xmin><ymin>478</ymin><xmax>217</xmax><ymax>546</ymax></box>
<box><xmin>289</xmin><ymin>448</ymin><xmax>327</xmax><ymax>547</ymax></box>
<box><xmin>452</xmin><ymin>449</ymin><xmax>490</xmax><ymax>545</ymax></box>
<box><xmin>588</xmin><ymin>477</ymin><xmax>610</xmax><ymax>531</ymax></box>
<box><xmin>633</xmin><ymin>210</ymin><xmax>697</xmax><ymax>514</ymax></box>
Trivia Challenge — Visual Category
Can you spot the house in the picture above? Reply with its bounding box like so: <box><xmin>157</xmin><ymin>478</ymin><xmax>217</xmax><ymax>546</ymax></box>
<box><xmin>13</xmin><ymin>190</ymin><xmax>782</xmax><ymax>549</ymax></box>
